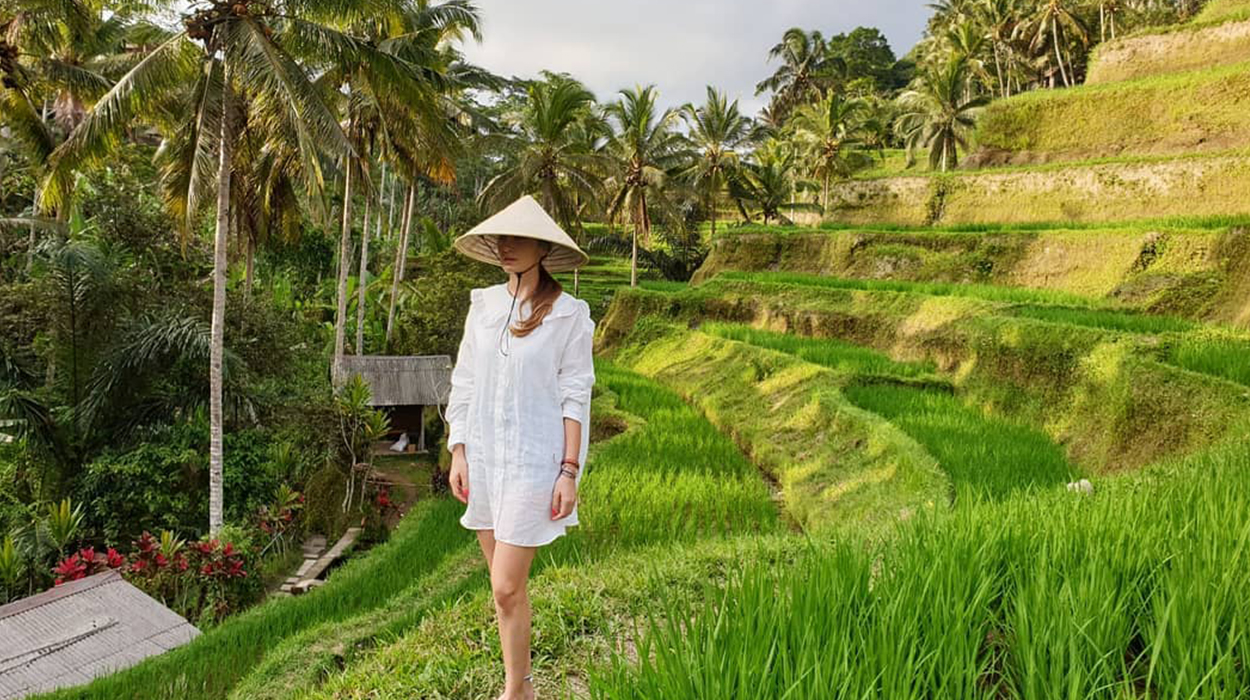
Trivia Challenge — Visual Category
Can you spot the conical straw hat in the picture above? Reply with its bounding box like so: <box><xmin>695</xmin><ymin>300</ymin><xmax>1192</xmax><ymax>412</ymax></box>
<box><xmin>453</xmin><ymin>195</ymin><xmax>590</xmax><ymax>273</ymax></box>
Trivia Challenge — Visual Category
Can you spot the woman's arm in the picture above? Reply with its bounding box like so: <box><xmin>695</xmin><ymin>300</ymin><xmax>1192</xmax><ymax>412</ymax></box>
<box><xmin>556</xmin><ymin>303</ymin><xmax>595</xmax><ymax>464</ymax></box>
<box><xmin>562</xmin><ymin>417</ymin><xmax>582</xmax><ymax>463</ymax></box>
<box><xmin>445</xmin><ymin>292</ymin><xmax>478</xmax><ymax>454</ymax></box>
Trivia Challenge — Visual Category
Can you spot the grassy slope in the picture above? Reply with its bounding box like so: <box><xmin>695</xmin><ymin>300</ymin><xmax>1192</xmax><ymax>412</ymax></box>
<box><xmin>599</xmin><ymin>280</ymin><xmax>1250</xmax><ymax>473</ymax></box>
<box><xmin>702</xmin><ymin>322</ymin><xmax>1079</xmax><ymax>501</ymax></box>
<box><xmin>973</xmin><ymin>59</ymin><xmax>1250</xmax><ymax>161</ymax></box>
<box><xmin>1197</xmin><ymin>0</ymin><xmax>1250</xmax><ymax>23</ymax></box>
<box><xmin>691</xmin><ymin>227</ymin><xmax>1250</xmax><ymax>328</ymax></box>
<box><xmin>603</xmin><ymin>319</ymin><xmax>951</xmax><ymax>533</ymax></box>
<box><xmin>593</xmin><ymin>436</ymin><xmax>1250</xmax><ymax>699</ymax></box>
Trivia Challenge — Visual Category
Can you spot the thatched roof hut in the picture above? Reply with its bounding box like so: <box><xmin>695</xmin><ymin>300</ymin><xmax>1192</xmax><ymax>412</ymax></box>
<box><xmin>335</xmin><ymin>355</ymin><xmax>453</xmax><ymax>450</ymax></box>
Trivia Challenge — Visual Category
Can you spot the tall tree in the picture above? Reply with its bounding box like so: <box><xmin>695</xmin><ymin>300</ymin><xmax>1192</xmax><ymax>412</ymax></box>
<box><xmin>678</xmin><ymin>86</ymin><xmax>751</xmax><ymax>240</ymax></box>
<box><xmin>754</xmin><ymin>28</ymin><xmax>844</xmax><ymax>122</ymax></box>
<box><xmin>478</xmin><ymin>74</ymin><xmax>604</xmax><ymax>238</ymax></box>
<box><xmin>895</xmin><ymin>55</ymin><xmax>990</xmax><ymax>172</ymax></box>
<box><xmin>478</xmin><ymin>72</ymin><xmax>606</xmax><ymax>294</ymax></box>
<box><xmin>604</xmin><ymin>84</ymin><xmax>688</xmax><ymax>288</ymax></box>
<box><xmin>38</xmin><ymin>0</ymin><xmax>424</xmax><ymax>534</ymax></box>
<box><xmin>329</xmin><ymin>0</ymin><xmax>480</xmax><ymax>376</ymax></box>
<box><xmin>789</xmin><ymin>92</ymin><xmax>874</xmax><ymax>214</ymax></box>
<box><xmin>1021</xmin><ymin>0</ymin><xmax>1089</xmax><ymax>87</ymax></box>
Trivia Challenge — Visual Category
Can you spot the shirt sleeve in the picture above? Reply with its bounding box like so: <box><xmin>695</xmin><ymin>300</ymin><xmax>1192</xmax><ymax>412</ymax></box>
<box><xmin>445</xmin><ymin>290</ymin><xmax>479</xmax><ymax>453</ymax></box>
<box><xmin>557</xmin><ymin>301</ymin><xmax>596</xmax><ymax>425</ymax></box>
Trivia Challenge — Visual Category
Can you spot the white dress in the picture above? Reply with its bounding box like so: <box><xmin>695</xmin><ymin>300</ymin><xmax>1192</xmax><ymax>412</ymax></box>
<box><xmin>445</xmin><ymin>282</ymin><xmax>596</xmax><ymax>547</ymax></box>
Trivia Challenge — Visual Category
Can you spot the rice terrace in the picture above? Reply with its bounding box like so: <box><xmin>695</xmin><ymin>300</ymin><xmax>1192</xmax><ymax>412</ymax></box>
<box><xmin>2</xmin><ymin>0</ymin><xmax>1249</xmax><ymax>698</ymax></box>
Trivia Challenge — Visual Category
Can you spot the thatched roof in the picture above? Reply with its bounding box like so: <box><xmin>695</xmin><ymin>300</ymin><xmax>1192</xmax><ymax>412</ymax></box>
<box><xmin>336</xmin><ymin>355</ymin><xmax>453</xmax><ymax>406</ymax></box>
<box><xmin>0</xmin><ymin>570</ymin><xmax>200</xmax><ymax>699</ymax></box>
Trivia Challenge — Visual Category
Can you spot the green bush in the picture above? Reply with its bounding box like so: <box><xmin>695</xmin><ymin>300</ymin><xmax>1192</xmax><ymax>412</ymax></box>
<box><xmin>75</xmin><ymin>421</ymin><xmax>280</xmax><ymax>544</ymax></box>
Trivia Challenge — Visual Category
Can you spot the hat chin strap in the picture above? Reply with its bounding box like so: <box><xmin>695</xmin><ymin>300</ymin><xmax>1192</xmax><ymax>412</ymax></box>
<box><xmin>498</xmin><ymin>252</ymin><xmax>549</xmax><ymax>356</ymax></box>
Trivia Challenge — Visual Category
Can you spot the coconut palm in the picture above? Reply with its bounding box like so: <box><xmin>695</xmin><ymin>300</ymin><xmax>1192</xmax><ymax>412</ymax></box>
<box><xmin>603</xmin><ymin>84</ymin><xmax>689</xmax><ymax>288</ymax></box>
<box><xmin>0</xmin><ymin>0</ymin><xmax>158</xmax><ymax>273</ymax></box>
<box><xmin>477</xmin><ymin>72</ymin><xmax>606</xmax><ymax>294</ymax></box>
<box><xmin>895</xmin><ymin>55</ymin><xmax>989</xmax><ymax>172</ymax></box>
<box><xmin>330</xmin><ymin>1</ymin><xmax>480</xmax><ymax>374</ymax></box>
<box><xmin>678</xmin><ymin>86</ymin><xmax>751</xmax><ymax>240</ymax></box>
<box><xmin>380</xmin><ymin>2</ymin><xmax>493</xmax><ymax>349</ymax></box>
<box><xmin>978</xmin><ymin>0</ymin><xmax>1024</xmax><ymax>97</ymax></box>
<box><xmin>1020</xmin><ymin>0</ymin><xmax>1089</xmax><ymax>88</ymax></box>
<box><xmin>789</xmin><ymin>92</ymin><xmax>874</xmax><ymax>214</ymax></box>
<box><xmin>39</xmin><ymin>0</ymin><xmax>426</xmax><ymax>536</ymax></box>
<box><xmin>730</xmin><ymin>141</ymin><xmax>818</xmax><ymax>226</ymax></box>
<box><xmin>755</xmin><ymin>28</ymin><xmax>845</xmax><ymax>122</ymax></box>
<box><xmin>478</xmin><ymin>74</ymin><xmax>604</xmax><ymax>237</ymax></box>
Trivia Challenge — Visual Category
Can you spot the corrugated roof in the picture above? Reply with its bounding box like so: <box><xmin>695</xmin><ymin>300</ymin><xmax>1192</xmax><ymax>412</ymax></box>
<box><xmin>0</xmin><ymin>570</ymin><xmax>200</xmax><ymax>699</ymax></box>
<box><xmin>336</xmin><ymin>355</ymin><xmax>453</xmax><ymax>407</ymax></box>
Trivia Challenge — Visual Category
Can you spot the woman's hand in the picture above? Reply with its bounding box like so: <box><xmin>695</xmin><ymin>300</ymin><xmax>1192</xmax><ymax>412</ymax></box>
<box><xmin>551</xmin><ymin>471</ymin><xmax>576</xmax><ymax>520</ymax></box>
<box><xmin>449</xmin><ymin>446</ymin><xmax>469</xmax><ymax>504</ymax></box>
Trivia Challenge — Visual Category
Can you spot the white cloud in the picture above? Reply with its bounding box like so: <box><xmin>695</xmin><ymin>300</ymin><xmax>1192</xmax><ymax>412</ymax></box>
<box><xmin>459</xmin><ymin>0</ymin><xmax>929</xmax><ymax>116</ymax></box>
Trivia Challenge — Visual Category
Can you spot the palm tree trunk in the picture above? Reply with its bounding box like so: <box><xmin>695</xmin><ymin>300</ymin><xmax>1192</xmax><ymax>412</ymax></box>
<box><xmin>244</xmin><ymin>234</ymin><xmax>254</xmax><ymax>298</ymax></box>
<box><xmin>710</xmin><ymin>190</ymin><xmax>718</xmax><ymax>239</ymax></box>
<box><xmin>630</xmin><ymin>221</ymin><xmax>638</xmax><ymax>288</ymax></box>
<box><xmin>355</xmin><ymin>195</ymin><xmax>372</xmax><ymax>355</ymax></box>
<box><xmin>1100</xmin><ymin>3</ymin><xmax>1106</xmax><ymax>43</ymax></box>
<box><xmin>375</xmin><ymin>167</ymin><xmax>385</xmax><ymax>242</ymax></box>
<box><xmin>385</xmin><ymin>185</ymin><xmax>414</xmax><ymax>347</ymax></box>
<box><xmin>26</xmin><ymin>190</ymin><xmax>37</xmax><ymax>276</ymax></box>
<box><xmin>387</xmin><ymin>169</ymin><xmax>398</xmax><ymax>239</ymax></box>
<box><xmin>333</xmin><ymin>160</ymin><xmax>354</xmax><ymax>380</ymax></box>
<box><xmin>209</xmin><ymin>62</ymin><xmax>234</xmax><ymax>538</ymax></box>
<box><xmin>993</xmin><ymin>44</ymin><xmax>1006</xmax><ymax>98</ymax></box>
<box><xmin>1053</xmin><ymin>16</ymin><xmax>1070</xmax><ymax>87</ymax></box>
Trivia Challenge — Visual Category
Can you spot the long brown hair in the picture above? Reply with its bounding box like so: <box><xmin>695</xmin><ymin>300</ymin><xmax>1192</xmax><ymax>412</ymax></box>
<box><xmin>509</xmin><ymin>244</ymin><xmax>563</xmax><ymax>337</ymax></box>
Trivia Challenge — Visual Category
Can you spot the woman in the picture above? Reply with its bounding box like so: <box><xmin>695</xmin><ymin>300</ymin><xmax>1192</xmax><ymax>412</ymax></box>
<box><xmin>445</xmin><ymin>195</ymin><xmax>595</xmax><ymax>700</ymax></box>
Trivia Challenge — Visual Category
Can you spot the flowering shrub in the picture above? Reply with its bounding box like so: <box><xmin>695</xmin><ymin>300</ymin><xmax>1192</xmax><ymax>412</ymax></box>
<box><xmin>52</xmin><ymin>546</ymin><xmax>126</xmax><ymax>586</ymax></box>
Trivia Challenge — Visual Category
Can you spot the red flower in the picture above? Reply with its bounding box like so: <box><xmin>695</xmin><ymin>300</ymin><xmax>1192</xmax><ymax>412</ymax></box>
<box><xmin>106</xmin><ymin>548</ymin><xmax>126</xmax><ymax>569</ymax></box>
<box><xmin>53</xmin><ymin>553</ymin><xmax>87</xmax><ymax>585</ymax></box>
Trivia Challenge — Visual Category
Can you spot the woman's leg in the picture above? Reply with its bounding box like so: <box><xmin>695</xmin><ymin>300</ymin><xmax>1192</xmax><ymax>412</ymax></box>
<box><xmin>490</xmin><ymin>540</ymin><xmax>538</xmax><ymax>699</ymax></box>
<box><xmin>475</xmin><ymin>529</ymin><xmax>497</xmax><ymax>572</ymax></box>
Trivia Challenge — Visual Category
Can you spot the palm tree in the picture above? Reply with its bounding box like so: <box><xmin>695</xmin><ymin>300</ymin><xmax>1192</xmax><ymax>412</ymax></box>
<box><xmin>379</xmin><ymin>1</ymin><xmax>492</xmax><ymax>349</ymax></box>
<box><xmin>330</xmin><ymin>1</ymin><xmax>479</xmax><ymax>376</ymax></box>
<box><xmin>754</xmin><ymin>28</ymin><xmax>845</xmax><ymax>122</ymax></box>
<box><xmin>678</xmin><ymin>86</ymin><xmax>751</xmax><ymax>240</ymax></box>
<box><xmin>789</xmin><ymin>92</ymin><xmax>874</xmax><ymax>214</ymax></box>
<box><xmin>978</xmin><ymin>0</ymin><xmax>1023</xmax><ymax>98</ymax></box>
<box><xmin>1021</xmin><ymin>0</ymin><xmax>1089</xmax><ymax>88</ymax></box>
<box><xmin>478</xmin><ymin>72</ymin><xmax>605</xmax><ymax>294</ymax></box>
<box><xmin>39</xmin><ymin>0</ymin><xmax>419</xmax><ymax>536</ymax></box>
<box><xmin>1100</xmin><ymin>0</ymin><xmax>1124</xmax><ymax>41</ymax></box>
<box><xmin>0</xmin><ymin>0</ymin><xmax>151</xmax><ymax>274</ymax></box>
<box><xmin>895</xmin><ymin>55</ymin><xmax>989</xmax><ymax>172</ymax></box>
<box><xmin>603</xmin><ymin>84</ymin><xmax>689</xmax><ymax>288</ymax></box>
<box><xmin>730</xmin><ymin>141</ymin><xmax>818</xmax><ymax>225</ymax></box>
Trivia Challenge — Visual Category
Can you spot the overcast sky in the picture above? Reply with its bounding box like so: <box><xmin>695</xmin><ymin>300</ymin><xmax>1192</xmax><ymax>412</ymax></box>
<box><xmin>459</xmin><ymin>0</ymin><xmax>931</xmax><ymax>117</ymax></box>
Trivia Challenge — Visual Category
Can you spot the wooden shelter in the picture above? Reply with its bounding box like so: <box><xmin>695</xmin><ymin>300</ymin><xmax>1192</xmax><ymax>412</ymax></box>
<box><xmin>0</xmin><ymin>570</ymin><xmax>200</xmax><ymax>699</ymax></box>
<box><xmin>336</xmin><ymin>355</ymin><xmax>452</xmax><ymax>451</ymax></box>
